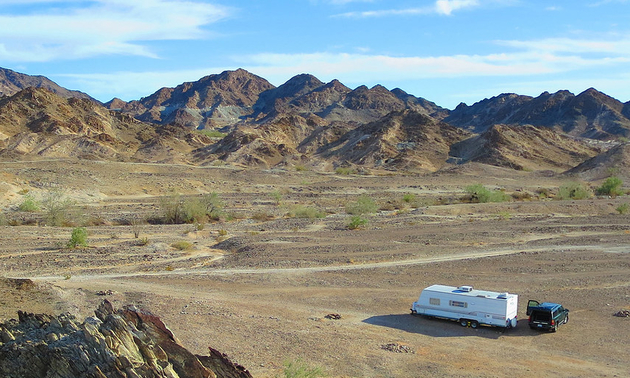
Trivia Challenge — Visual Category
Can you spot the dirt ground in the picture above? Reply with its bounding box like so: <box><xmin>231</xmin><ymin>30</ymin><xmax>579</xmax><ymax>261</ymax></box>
<box><xmin>1</xmin><ymin>159</ymin><xmax>629</xmax><ymax>377</ymax></box>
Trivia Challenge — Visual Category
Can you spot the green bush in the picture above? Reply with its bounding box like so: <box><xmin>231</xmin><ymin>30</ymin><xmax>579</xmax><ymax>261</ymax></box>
<box><xmin>159</xmin><ymin>192</ymin><xmax>185</xmax><ymax>224</ymax></box>
<box><xmin>596</xmin><ymin>176</ymin><xmax>624</xmax><ymax>197</ymax></box>
<box><xmin>402</xmin><ymin>193</ymin><xmax>417</xmax><ymax>203</ymax></box>
<box><xmin>335</xmin><ymin>167</ymin><xmax>356</xmax><ymax>175</ymax></box>
<box><xmin>271</xmin><ymin>190</ymin><xmax>283</xmax><ymax>206</ymax></box>
<box><xmin>464</xmin><ymin>184</ymin><xmax>510</xmax><ymax>203</ymax></box>
<box><xmin>159</xmin><ymin>192</ymin><xmax>224</xmax><ymax>224</ymax></box>
<box><xmin>43</xmin><ymin>190</ymin><xmax>76</xmax><ymax>226</ymax></box>
<box><xmin>616</xmin><ymin>203</ymin><xmax>629</xmax><ymax>214</ymax></box>
<box><xmin>346</xmin><ymin>195</ymin><xmax>378</xmax><ymax>215</ymax></box>
<box><xmin>280</xmin><ymin>359</ymin><xmax>326</xmax><ymax>378</ymax></box>
<box><xmin>347</xmin><ymin>215</ymin><xmax>368</xmax><ymax>230</ymax></box>
<box><xmin>67</xmin><ymin>227</ymin><xmax>88</xmax><ymax>248</ymax></box>
<box><xmin>171</xmin><ymin>241</ymin><xmax>193</xmax><ymax>250</ymax></box>
<box><xmin>289</xmin><ymin>205</ymin><xmax>326</xmax><ymax>219</ymax></box>
<box><xmin>557</xmin><ymin>182</ymin><xmax>591</xmax><ymax>200</ymax></box>
<box><xmin>18</xmin><ymin>194</ymin><xmax>40</xmax><ymax>212</ymax></box>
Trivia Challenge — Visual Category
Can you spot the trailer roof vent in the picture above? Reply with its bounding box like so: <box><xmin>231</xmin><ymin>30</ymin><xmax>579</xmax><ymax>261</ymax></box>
<box><xmin>457</xmin><ymin>285</ymin><xmax>473</xmax><ymax>292</ymax></box>
<box><xmin>497</xmin><ymin>293</ymin><xmax>509</xmax><ymax>299</ymax></box>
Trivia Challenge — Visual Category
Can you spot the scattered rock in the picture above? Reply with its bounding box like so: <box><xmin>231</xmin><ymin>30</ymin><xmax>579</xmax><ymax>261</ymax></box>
<box><xmin>381</xmin><ymin>343</ymin><xmax>415</xmax><ymax>354</ymax></box>
<box><xmin>613</xmin><ymin>309</ymin><xmax>630</xmax><ymax>317</ymax></box>
<box><xmin>95</xmin><ymin>290</ymin><xmax>115</xmax><ymax>296</ymax></box>
<box><xmin>324</xmin><ymin>313</ymin><xmax>342</xmax><ymax>320</ymax></box>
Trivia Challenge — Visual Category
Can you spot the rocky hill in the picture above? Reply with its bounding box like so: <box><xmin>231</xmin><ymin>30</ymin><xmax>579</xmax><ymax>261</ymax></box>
<box><xmin>0</xmin><ymin>87</ymin><xmax>212</xmax><ymax>163</ymax></box>
<box><xmin>0</xmin><ymin>67</ymin><xmax>93</xmax><ymax>101</ymax></box>
<box><xmin>2</xmin><ymin>67</ymin><xmax>630</xmax><ymax>176</ymax></box>
<box><xmin>566</xmin><ymin>143</ymin><xmax>630</xmax><ymax>180</ymax></box>
<box><xmin>0</xmin><ymin>299</ymin><xmax>251</xmax><ymax>378</ymax></box>
<box><xmin>448</xmin><ymin>124</ymin><xmax>602</xmax><ymax>171</ymax></box>
<box><xmin>445</xmin><ymin>88</ymin><xmax>630</xmax><ymax>139</ymax></box>
<box><xmin>317</xmin><ymin>109</ymin><xmax>469</xmax><ymax>171</ymax></box>
<box><xmin>197</xmin><ymin>109</ymin><xmax>468</xmax><ymax>172</ymax></box>
<box><xmin>112</xmin><ymin>69</ymin><xmax>276</xmax><ymax>129</ymax></box>
<box><xmin>117</xmin><ymin>69</ymin><xmax>446</xmax><ymax>130</ymax></box>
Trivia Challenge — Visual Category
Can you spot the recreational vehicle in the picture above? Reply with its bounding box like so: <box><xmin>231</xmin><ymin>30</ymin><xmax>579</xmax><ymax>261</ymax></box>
<box><xmin>411</xmin><ymin>285</ymin><xmax>518</xmax><ymax>329</ymax></box>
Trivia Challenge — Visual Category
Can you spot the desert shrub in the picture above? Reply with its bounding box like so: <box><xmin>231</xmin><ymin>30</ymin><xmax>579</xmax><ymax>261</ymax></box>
<box><xmin>280</xmin><ymin>359</ymin><xmax>326</xmax><ymax>378</ymax></box>
<box><xmin>335</xmin><ymin>167</ymin><xmax>356</xmax><ymax>175</ymax></box>
<box><xmin>464</xmin><ymin>184</ymin><xmax>510</xmax><ymax>203</ymax></box>
<box><xmin>511</xmin><ymin>191</ymin><xmax>533</xmax><ymax>201</ymax></box>
<box><xmin>402</xmin><ymin>193</ymin><xmax>416</xmax><ymax>203</ymax></box>
<box><xmin>557</xmin><ymin>182</ymin><xmax>591</xmax><ymax>200</ymax></box>
<box><xmin>271</xmin><ymin>190</ymin><xmax>283</xmax><ymax>206</ymax></box>
<box><xmin>295</xmin><ymin>165</ymin><xmax>307</xmax><ymax>172</ymax></box>
<box><xmin>218</xmin><ymin>229</ymin><xmax>228</xmax><ymax>236</ymax></box>
<box><xmin>596</xmin><ymin>176</ymin><xmax>624</xmax><ymax>197</ymax></box>
<box><xmin>252</xmin><ymin>211</ymin><xmax>273</xmax><ymax>221</ymax></box>
<box><xmin>42</xmin><ymin>190</ymin><xmax>76</xmax><ymax>226</ymax></box>
<box><xmin>0</xmin><ymin>212</ymin><xmax>6</xmax><ymax>226</ymax></box>
<box><xmin>289</xmin><ymin>205</ymin><xmax>325</xmax><ymax>219</ymax></box>
<box><xmin>345</xmin><ymin>195</ymin><xmax>378</xmax><ymax>215</ymax></box>
<box><xmin>171</xmin><ymin>241</ymin><xmax>193</xmax><ymax>250</ymax></box>
<box><xmin>159</xmin><ymin>192</ymin><xmax>224</xmax><ymax>224</ymax></box>
<box><xmin>616</xmin><ymin>203</ymin><xmax>629</xmax><ymax>214</ymax></box>
<box><xmin>536</xmin><ymin>188</ymin><xmax>552</xmax><ymax>199</ymax></box>
<box><xmin>130</xmin><ymin>216</ymin><xmax>144</xmax><ymax>238</ymax></box>
<box><xmin>137</xmin><ymin>237</ymin><xmax>150</xmax><ymax>246</ymax></box>
<box><xmin>159</xmin><ymin>192</ymin><xmax>185</xmax><ymax>224</ymax></box>
<box><xmin>347</xmin><ymin>215</ymin><xmax>368</xmax><ymax>230</ymax></box>
<box><xmin>183</xmin><ymin>193</ymin><xmax>224</xmax><ymax>223</ymax></box>
<box><xmin>18</xmin><ymin>194</ymin><xmax>40</xmax><ymax>212</ymax></box>
<box><xmin>67</xmin><ymin>227</ymin><xmax>88</xmax><ymax>248</ymax></box>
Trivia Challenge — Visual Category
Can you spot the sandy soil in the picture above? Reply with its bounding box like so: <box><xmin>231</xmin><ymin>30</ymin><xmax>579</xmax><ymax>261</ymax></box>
<box><xmin>1</xmin><ymin>159</ymin><xmax>629</xmax><ymax>377</ymax></box>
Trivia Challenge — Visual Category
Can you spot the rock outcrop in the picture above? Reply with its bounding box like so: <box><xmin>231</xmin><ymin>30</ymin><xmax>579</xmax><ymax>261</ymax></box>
<box><xmin>0</xmin><ymin>67</ymin><xmax>93</xmax><ymax>101</ymax></box>
<box><xmin>0</xmin><ymin>87</ymin><xmax>212</xmax><ymax>163</ymax></box>
<box><xmin>0</xmin><ymin>300</ymin><xmax>252</xmax><ymax>378</ymax></box>
<box><xmin>445</xmin><ymin>88</ymin><xmax>630</xmax><ymax>139</ymax></box>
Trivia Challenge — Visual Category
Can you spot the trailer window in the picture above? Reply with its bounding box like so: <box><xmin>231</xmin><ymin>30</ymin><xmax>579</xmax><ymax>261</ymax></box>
<box><xmin>449</xmin><ymin>300</ymin><xmax>468</xmax><ymax>308</ymax></box>
<box><xmin>430</xmin><ymin>298</ymin><xmax>440</xmax><ymax>306</ymax></box>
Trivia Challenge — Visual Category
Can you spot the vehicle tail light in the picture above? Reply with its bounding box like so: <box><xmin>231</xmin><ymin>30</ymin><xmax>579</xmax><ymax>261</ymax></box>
<box><xmin>528</xmin><ymin>316</ymin><xmax>531</xmax><ymax>322</ymax></box>
<box><xmin>551</xmin><ymin>319</ymin><xmax>555</xmax><ymax>325</ymax></box>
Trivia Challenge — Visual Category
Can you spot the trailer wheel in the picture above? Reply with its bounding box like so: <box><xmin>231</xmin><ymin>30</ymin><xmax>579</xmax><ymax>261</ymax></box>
<box><xmin>459</xmin><ymin>319</ymin><xmax>468</xmax><ymax>327</ymax></box>
<box><xmin>470</xmin><ymin>321</ymin><xmax>479</xmax><ymax>329</ymax></box>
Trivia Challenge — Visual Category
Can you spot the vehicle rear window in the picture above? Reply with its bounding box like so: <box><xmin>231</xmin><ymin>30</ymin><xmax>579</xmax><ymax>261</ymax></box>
<box><xmin>532</xmin><ymin>311</ymin><xmax>551</xmax><ymax>322</ymax></box>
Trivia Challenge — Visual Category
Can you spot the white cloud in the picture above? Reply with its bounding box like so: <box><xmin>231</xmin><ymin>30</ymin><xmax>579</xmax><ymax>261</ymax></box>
<box><xmin>0</xmin><ymin>0</ymin><xmax>230</xmax><ymax>62</ymax></box>
<box><xmin>334</xmin><ymin>0</ymin><xmax>481</xmax><ymax>17</ymax></box>
<box><xmin>434</xmin><ymin>0</ymin><xmax>479</xmax><ymax>15</ymax></box>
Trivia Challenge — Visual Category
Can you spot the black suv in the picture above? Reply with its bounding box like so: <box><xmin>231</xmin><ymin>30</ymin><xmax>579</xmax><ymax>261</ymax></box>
<box><xmin>527</xmin><ymin>300</ymin><xmax>569</xmax><ymax>332</ymax></box>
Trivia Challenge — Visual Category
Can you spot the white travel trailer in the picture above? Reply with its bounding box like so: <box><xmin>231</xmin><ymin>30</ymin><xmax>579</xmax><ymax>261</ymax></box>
<box><xmin>411</xmin><ymin>285</ymin><xmax>518</xmax><ymax>328</ymax></box>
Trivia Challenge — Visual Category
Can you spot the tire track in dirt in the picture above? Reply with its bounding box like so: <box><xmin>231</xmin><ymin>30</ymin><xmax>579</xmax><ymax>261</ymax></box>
<box><xmin>31</xmin><ymin>244</ymin><xmax>604</xmax><ymax>283</ymax></box>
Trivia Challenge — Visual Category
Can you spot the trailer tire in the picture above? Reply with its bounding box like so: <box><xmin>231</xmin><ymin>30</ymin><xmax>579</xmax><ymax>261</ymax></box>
<box><xmin>470</xmin><ymin>321</ymin><xmax>479</xmax><ymax>329</ymax></box>
<box><xmin>459</xmin><ymin>319</ymin><xmax>468</xmax><ymax>327</ymax></box>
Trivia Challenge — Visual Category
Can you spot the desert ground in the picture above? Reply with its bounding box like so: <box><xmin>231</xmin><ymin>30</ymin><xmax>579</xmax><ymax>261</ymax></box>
<box><xmin>1</xmin><ymin>159</ymin><xmax>629</xmax><ymax>377</ymax></box>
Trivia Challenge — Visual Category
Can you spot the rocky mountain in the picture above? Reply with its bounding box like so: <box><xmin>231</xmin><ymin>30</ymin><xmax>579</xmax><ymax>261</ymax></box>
<box><xmin>0</xmin><ymin>87</ymin><xmax>212</xmax><ymax>163</ymax></box>
<box><xmin>199</xmin><ymin>109</ymin><xmax>468</xmax><ymax>172</ymax></box>
<box><xmin>113</xmin><ymin>69</ymin><xmax>276</xmax><ymax>129</ymax></box>
<box><xmin>445</xmin><ymin>88</ymin><xmax>630</xmax><ymax>139</ymax></box>
<box><xmin>117</xmin><ymin>69</ymin><xmax>446</xmax><ymax>130</ymax></box>
<box><xmin>0</xmin><ymin>67</ymin><xmax>93</xmax><ymax>101</ymax></box>
<box><xmin>317</xmin><ymin>109</ymin><xmax>469</xmax><ymax>171</ymax></box>
<box><xmin>251</xmin><ymin>74</ymin><xmax>446</xmax><ymax>125</ymax></box>
<box><xmin>0</xmin><ymin>299</ymin><xmax>251</xmax><ymax>378</ymax></box>
<box><xmin>448</xmin><ymin>124</ymin><xmax>602</xmax><ymax>171</ymax></box>
<box><xmin>566</xmin><ymin>143</ymin><xmax>630</xmax><ymax>180</ymax></box>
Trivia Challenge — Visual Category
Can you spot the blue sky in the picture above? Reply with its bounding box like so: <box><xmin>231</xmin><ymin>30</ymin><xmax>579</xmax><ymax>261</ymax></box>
<box><xmin>1</xmin><ymin>0</ymin><xmax>629</xmax><ymax>109</ymax></box>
